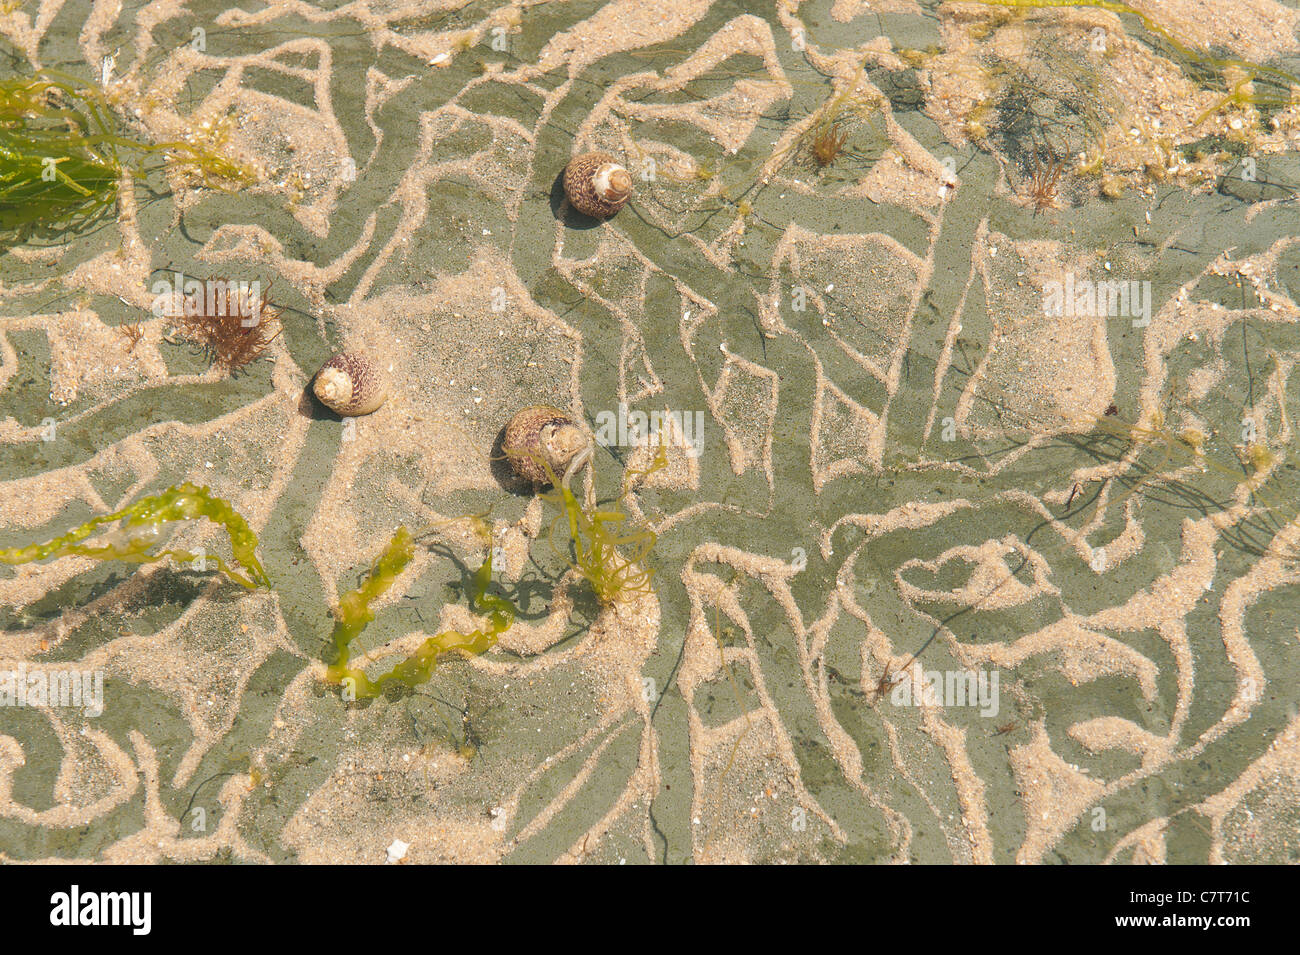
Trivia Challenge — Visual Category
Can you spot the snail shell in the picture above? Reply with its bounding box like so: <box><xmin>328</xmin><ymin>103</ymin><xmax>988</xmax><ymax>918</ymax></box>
<box><xmin>502</xmin><ymin>406</ymin><xmax>591</xmax><ymax>485</ymax></box>
<box><xmin>563</xmin><ymin>151</ymin><xmax>632</xmax><ymax>218</ymax></box>
<box><xmin>313</xmin><ymin>352</ymin><xmax>388</xmax><ymax>416</ymax></box>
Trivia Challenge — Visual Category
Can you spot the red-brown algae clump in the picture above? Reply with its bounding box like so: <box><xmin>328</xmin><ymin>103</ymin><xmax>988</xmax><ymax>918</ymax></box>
<box><xmin>170</xmin><ymin>280</ymin><xmax>281</xmax><ymax>374</ymax></box>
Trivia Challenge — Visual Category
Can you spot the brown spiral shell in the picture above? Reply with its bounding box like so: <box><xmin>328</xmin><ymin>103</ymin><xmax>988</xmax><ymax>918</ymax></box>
<box><xmin>562</xmin><ymin>151</ymin><xmax>632</xmax><ymax>218</ymax></box>
<box><xmin>312</xmin><ymin>351</ymin><xmax>388</xmax><ymax>416</ymax></box>
<box><xmin>502</xmin><ymin>406</ymin><xmax>591</xmax><ymax>485</ymax></box>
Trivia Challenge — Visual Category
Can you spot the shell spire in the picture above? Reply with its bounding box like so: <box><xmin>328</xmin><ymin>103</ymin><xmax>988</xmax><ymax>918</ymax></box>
<box><xmin>502</xmin><ymin>406</ymin><xmax>592</xmax><ymax>486</ymax></box>
<box><xmin>563</xmin><ymin>151</ymin><xmax>632</xmax><ymax>218</ymax></box>
<box><xmin>313</xmin><ymin>352</ymin><xmax>388</xmax><ymax>416</ymax></box>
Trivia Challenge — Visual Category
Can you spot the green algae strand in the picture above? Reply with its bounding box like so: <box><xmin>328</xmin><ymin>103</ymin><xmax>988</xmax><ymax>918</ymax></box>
<box><xmin>324</xmin><ymin>528</ymin><xmax>512</xmax><ymax>700</ymax></box>
<box><xmin>0</xmin><ymin>482</ymin><xmax>269</xmax><ymax>589</ymax></box>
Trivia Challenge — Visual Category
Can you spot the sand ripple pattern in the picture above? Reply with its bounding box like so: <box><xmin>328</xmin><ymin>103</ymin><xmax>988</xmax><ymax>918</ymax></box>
<box><xmin>1</xmin><ymin>0</ymin><xmax>1299</xmax><ymax>863</ymax></box>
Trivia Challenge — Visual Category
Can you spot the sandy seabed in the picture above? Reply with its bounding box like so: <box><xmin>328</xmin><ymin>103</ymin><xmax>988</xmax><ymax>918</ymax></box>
<box><xmin>1</xmin><ymin>0</ymin><xmax>1299</xmax><ymax>864</ymax></box>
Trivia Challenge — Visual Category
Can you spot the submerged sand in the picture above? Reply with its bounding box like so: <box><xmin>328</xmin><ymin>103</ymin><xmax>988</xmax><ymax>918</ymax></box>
<box><xmin>1</xmin><ymin>0</ymin><xmax>1299</xmax><ymax>864</ymax></box>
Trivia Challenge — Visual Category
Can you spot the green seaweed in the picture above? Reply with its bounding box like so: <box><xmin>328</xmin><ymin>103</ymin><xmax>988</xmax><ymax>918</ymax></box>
<box><xmin>0</xmin><ymin>75</ymin><xmax>122</xmax><ymax>234</ymax></box>
<box><xmin>973</xmin><ymin>0</ymin><xmax>1300</xmax><ymax>122</ymax></box>
<box><xmin>0</xmin><ymin>70</ymin><xmax>253</xmax><ymax>240</ymax></box>
<box><xmin>538</xmin><ymin>444</ymin><xmax>664</xmax><ymax>608</ymax></box>
<box><xmin>0</xmin><ymin>482</ymin><xmax>270</xmax><ymax>589</ymax></box>
<box><xmin>324</xmin><ymin>527</ymin><xmax>513</xmax><ymax>700</ymax></box>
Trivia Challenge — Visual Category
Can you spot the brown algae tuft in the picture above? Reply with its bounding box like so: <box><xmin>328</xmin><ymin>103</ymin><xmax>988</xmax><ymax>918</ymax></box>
<box><xmin>168</xmin><ymin>279</ymin><xmax>282</xmax><ymax>374</ymax></box>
